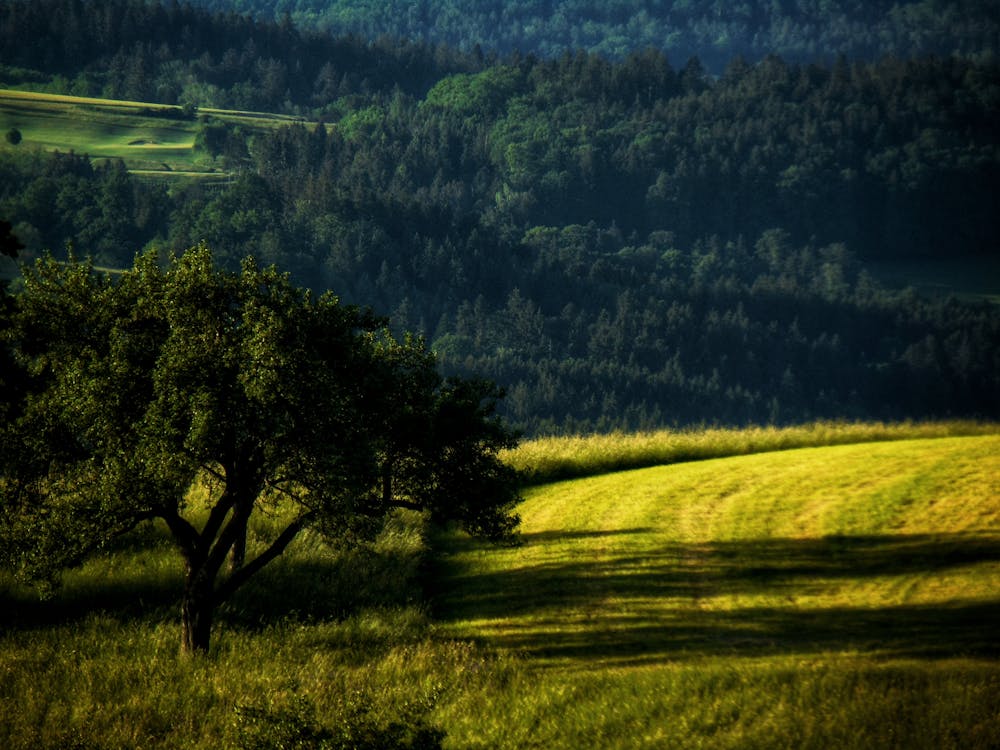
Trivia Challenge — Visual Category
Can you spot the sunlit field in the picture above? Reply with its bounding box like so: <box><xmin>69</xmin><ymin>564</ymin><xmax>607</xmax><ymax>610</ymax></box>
<box><xmin>434</xmin><ymin>433</ymin><xmax>1000</xmax><ymax>747</ymax></box>
<box><xmin>503</xmin><ymin>419</ymin><xmax>998</xmax><ymax>483</ymax></box>
<box><xmin>0</xmin><ymin>88</ymin><xmax>307</xmax><ymax>178</ymax></box>
<box><xmin>1</xmin><ymin>429</ymin><xmax>998</xmax><ymax>748</ymax></box>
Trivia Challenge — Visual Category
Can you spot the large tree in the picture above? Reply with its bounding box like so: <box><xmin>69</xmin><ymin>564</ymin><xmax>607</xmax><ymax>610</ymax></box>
<box><xmin>0</xmin><ymin>245</ymin><xmax>521</xmax><ymax>653</ymax></box>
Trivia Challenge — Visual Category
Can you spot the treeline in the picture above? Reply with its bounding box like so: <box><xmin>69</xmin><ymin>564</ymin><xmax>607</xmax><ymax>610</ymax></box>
<box><xmin>0</xmin><ymin>0</ymin><xmax>478</xmax><ymax>112</ymax></box>
<box><xmin>3</xmin><ymin>163</ymin><xmax>997</xmax><ymax>433</ymax></box>
<box><xmin>1</xmin><ymin>0</ymin><xmax>999</xmax><ymax>432</ymax></box>
<box><xmin>183</xmin><ymin>0</ymin><xmax>1000</xmax><ymax>71</ymax></box>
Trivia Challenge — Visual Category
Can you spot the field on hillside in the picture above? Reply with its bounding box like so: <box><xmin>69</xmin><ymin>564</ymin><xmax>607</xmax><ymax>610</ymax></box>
<box><xmin>1</xmin><ymin>430</ymin><xmax>998</xmax><ymax>748</ymax></box>
<box><xmin>0</xmin><ymin>88</ymin><xmax>306</xmax><ymax>178</ymax></box>
<box><xmin>432</xmin><ymin>433</ymin><xmax>1000</xmax><ymax>747</ymax></box>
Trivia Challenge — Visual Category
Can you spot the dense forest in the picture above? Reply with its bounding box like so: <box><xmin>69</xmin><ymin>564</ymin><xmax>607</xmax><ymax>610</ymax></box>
<box><xmin>182</xmin><ymin>0</ymin><xmax>1000</xmax><ymax>72</ymax></box>
<box><xmin>1</xmin><ymin>0</ymin><xmax>998</xmax><ymax>432</ymax></box>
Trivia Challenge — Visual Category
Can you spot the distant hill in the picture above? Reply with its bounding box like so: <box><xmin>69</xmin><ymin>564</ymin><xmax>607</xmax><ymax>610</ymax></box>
<box><xmin>2</xmin><ymin>0</ymin><xmax>998</xmax><ymax>433</ymax></box>
<box><xmin>184</xmin><ymin>0</ymin><xmax>1000</xmax><ymax>71</ymax></box>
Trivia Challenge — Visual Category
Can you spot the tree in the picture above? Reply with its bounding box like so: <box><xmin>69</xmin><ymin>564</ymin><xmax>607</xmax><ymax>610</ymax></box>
<box><xmin>0</xmin><ymin>244</ymin><xmax>521</xmax><ymax>654</ymax></box>
<box><xmin>4</xmin><ymin>128</ymin><xmax>21</xmax><ymax>146</ymax></box>
<box><xmin>0</xmin><ymin>220</ymin><xmax>24</xmax><ymax>429</ymax></box>
<box><xmin>0</xmin><ymin>219</ymin><xmax>22</xmax><ymax>259</ymax></box>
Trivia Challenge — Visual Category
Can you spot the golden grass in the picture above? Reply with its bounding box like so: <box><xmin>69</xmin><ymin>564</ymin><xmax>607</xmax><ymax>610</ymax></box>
<box><xmin>503</xmin><ymin>419</ymin><xmax>1000</xmax><ymax>484</ymax></box>
<box><xmin>429</xmin><ymin>433</ymin><xmax>1000</xmax><ymax>747</ymax></box>
<box><xmin>443</xmin><ymin>435</ymin><xmax>1000</xmax><ymax>669</ymax></box>
<box><xmin>2</xmin><ymin>430</ymin><xmax>998</xmax><ymax>748</ymax></box>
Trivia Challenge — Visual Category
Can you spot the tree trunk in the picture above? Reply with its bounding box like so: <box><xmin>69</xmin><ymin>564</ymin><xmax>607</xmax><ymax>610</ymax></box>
<box><xmin>229</xmin><ymin>527</ymin><xmax>246</xmax><ymax>574</ymax></box>
<box><xmin>181</xmin><ymin>569</ymin><xmax>215</xmax><ymax>655</ymax></box>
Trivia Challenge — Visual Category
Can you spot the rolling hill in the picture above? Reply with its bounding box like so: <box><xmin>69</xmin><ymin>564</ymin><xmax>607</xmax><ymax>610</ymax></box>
<box><xmin>0</xmin><ymin>88</ymin><xmax>308</xmax><ymax>179</ymax></box>
<box><xmin>431</xmin><ymin>432</ymin><xmax>1000</xmax><ymax>747</ymax></box>
<box><xmin>1</xmin><ymin>428</ymin><xmax>998</xmax><ymax>747</ymax></box>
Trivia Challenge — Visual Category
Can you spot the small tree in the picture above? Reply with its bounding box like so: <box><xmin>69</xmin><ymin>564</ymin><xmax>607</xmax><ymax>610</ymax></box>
<box><xmin>1</xmin><ymin>245</ymin><xmax>521</xmax><ymax>653</ymax></box>
<box><xmin>4</xmin><ymin>128</ymin><xmax>21</xmax><ymax>146</ymax></box>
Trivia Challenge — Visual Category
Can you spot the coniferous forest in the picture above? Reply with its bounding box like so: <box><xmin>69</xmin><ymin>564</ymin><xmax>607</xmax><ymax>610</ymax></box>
<box><xmin>1</xmin><ymin>0</ymin><xmax>998</xmax><ymax>433</ymax></box>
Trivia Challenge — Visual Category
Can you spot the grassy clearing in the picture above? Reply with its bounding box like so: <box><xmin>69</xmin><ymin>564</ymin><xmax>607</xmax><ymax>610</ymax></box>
<box><xmin>2</xmin><ymin>431</ymin><xmax>998</xmax><ymax>748</ymax></box>
<box><xmin>433</xmin><ymin>434</ymin><xmax>1000</xmax><ymax>747</ymax></box>
<box><xmin>504</xmin><ymin>419</ymin><xmax>1000</xmax><ymax>484</ymax></box>
<box><xmin>0</xmin><ymin>88</ymin><xmax>308</xmax><ymax>178</ymax></box>
<box><xmin>0</xmin><ymin>508</ymin><xmax>452</xmax><ymax>749</ymax></box>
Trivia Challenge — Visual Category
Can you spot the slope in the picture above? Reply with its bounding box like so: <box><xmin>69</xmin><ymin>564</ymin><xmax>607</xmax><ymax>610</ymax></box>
<box><xmin>0</xmin><ymin>88</ymin><xmax>307</xmax><ymax>179</ymax></box>
<box><xmin>432</xmin><ymin>433</ymin><xmax>1000</xmax><ymax>747</ymax></box>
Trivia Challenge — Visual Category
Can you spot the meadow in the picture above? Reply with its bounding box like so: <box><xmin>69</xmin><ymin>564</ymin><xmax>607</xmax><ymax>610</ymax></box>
<box><xmin>0</xmin><ymin>88</ymin><xmax>306</xmax><ymax>179</ymax></box>
<box><xmin>503</xmin><ymin>419</ymin><xmax>999</xmax><ymax>483</ymax></box>
<box><xmin>1</xmin><ymin>424</ymin><xmax>998</xmax><ymax>748</ymax></box>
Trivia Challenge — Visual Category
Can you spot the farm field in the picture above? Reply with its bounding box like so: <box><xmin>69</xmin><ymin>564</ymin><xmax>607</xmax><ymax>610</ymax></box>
<box><xmin>0</xmin><ymin>88</ymin><xmax>307</xmax><ymax>178</ymax></box>
<box><xmin>434</xmin><ymin>432</ymin><xmax>1000</xmax><ymax>747</ymax></box>
<box><xmin>1</xmin><ymin>429</ymin><xmax>999</xmax><ymax>748</ymax></box>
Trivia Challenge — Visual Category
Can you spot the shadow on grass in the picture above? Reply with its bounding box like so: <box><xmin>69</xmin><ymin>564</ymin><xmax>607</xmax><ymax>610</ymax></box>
<box><xmin>432</xmin><ymin>531</ymin><xmax>1000</xmax><ymax>666</ymax></box>
<box><xmin>1</xmin><ymin>547</ymin><xmax>418</xmax><ymax>633</ymax></box>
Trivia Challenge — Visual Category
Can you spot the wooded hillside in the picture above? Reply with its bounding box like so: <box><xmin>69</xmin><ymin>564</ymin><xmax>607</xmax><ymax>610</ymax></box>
<box><xmin>182</xmin><ymin>0</ymin><xmax>1000</xmax><ymax>71</ymax></box>
<box><xmin>1</xmin><ymin>0</ymin><xmax>997</xmax><ymax>432</ymax></box>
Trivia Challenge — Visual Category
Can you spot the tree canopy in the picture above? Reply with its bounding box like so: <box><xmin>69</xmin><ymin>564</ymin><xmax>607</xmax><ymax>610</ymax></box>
<box><xmin>0</xmin><ymin>245</ymin><xmax>521</xmax><ymax>653</ymax></box>
<box><xmin>1</xmin><ymin>1</ymin><xmax>998</xmax><ymax>433</ymax></box>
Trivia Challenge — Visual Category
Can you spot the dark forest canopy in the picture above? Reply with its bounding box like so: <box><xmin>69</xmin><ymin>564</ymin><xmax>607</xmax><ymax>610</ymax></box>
<box><xmin>1</xmin><ymin>0</ymin><xmax>998</xmax><ymax>433</ymax></box>
<box><xmin>181</xmin><ymin>0</ymin><xmax>1000</xmax><ymax>73</ymax></box>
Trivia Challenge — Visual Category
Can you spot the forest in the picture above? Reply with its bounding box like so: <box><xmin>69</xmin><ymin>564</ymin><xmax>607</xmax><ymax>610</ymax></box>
<box><xmin>1</xmin><ymin>0</ymin><xmax>998</xmax><ymax>433</ymax></box>
<box><xmin>182</xmin><ymin>0</ymin><xmax>1000</xmax><ymax>73</ymax></box>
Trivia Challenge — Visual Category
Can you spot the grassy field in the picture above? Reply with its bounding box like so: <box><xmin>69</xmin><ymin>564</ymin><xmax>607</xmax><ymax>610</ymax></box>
<box><xmin>1</xmin><ymin>427</ymin><xmax>998</xmax><ymax>748</ymax></box>
<box><xmin>0</xmin><ymin>88</ymin><xmax>307</xmax><ymax>179</ymax></box>
<box><xmin>434</xmin><ymin>432</ymin><xmax>1000</xmax><ymax>747</ymax></box>
<box><xmin>503</xmin><ymin>419</ymin><xmax>999</xmax><ymax>484</ymax></box>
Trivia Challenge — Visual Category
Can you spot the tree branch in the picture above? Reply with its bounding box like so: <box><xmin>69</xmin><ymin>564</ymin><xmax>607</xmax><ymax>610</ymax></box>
<box><xmin>159</xmin><ymin>504</ymin><xmax>201</xmax><ymax>560</ymax></box>
<box><xmin>199</xmin><ymin>489</ymin><xmax>238</xmax><ymax>551</ymax></box>
<box><xmin>215</xmin><ymin>510</ymin><xmax>316</xmax><ymax>603</ymax></box>
<box><xmin>205</xmin><ymin>496</ymin><xmax>252</xmax><ymax>575</ymax></box>
<box><xmin>263</xmin><ymin>477</ymin><xmax>307</xmax><ymax>504</ymax></box>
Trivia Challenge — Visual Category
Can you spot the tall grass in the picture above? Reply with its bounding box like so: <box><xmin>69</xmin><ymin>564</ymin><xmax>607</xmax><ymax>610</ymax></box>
<box><xmin>2</xmin><ymin>430</ymin><xmax>998</xmax><ymax>748</ymax></box>
<box><xmin>504</xmin><ymin>419</ymin><xmax>1000</xmax><ymax>484</ymax></box>
<box><xmin>0</xmin><ymin>508</ymin><xmax>452</xmax><ymax>749</ymax></box>
<box><xmin>433</xmin><ymin>434</ymin><xmax>1000</xmax><ymax>748</ymax></box>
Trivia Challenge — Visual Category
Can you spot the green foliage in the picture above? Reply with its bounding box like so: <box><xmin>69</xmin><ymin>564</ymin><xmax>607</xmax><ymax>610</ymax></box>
<box><xmin>0</xmin><ymin>1</ymin><xmax>998</xmax><ymax>434</ymax></box>
<box><xmin>422</xmin><ymin>66</ymin><xmax>523</xmax><ymax>118</ymax></box>
<box><xmin>179</xmin><ymin>0</ymin><xmax>1000</xmax><ymax>71</ymax></box>
<box><xmin>231</xmin><ymin>693</ymin><xmax>444</xmax><ymax>750</ymax></box>
<box><xmin>0</xmin><ymin>245</ymin><xmax>521</xmax><ymax>652</ymax></box>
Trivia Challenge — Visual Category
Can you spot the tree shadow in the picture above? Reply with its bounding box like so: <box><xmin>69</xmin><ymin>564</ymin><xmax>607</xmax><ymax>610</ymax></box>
<box><xmin>1</xmin><ymin>542</ymin><xmax>419</xmax><ymax>633</ymax></box>
<box><xmin>433</xmin><ymin>530</ymin><xmax>1000</xmax><ymax>666</ymax></box>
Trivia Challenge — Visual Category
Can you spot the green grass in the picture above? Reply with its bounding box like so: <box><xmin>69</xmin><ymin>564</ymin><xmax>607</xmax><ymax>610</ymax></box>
<box><xmin>2</xmin><ymin>429</ymin><xmax>998</xmax><ymax>748</ymax></box>
<box><xmin>432</xmin><ymin>433</ymin><xmax>1000</xmax><ymax>747</ymax></box>
<box><xmin>0</xmin><ymin>88</ymin><xmax>308</xmax><ymax>179</ymax></box>
<box><xmin>504</xmin><ymin>418</ymin><xmax>999</xmax><ymax>484</ymax></box>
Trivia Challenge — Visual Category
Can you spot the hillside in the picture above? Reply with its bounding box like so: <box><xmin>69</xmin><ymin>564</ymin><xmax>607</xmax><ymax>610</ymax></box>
<box><xmin>183</xmin><ymin>0</ymin><xmax>1000</xmax><ymax>71</ymax></box>
<box><xmin>1</xmin><ymin>0</ymin><xmax>999</xmax><ymax>433</ymax></box>
<box><xmin>0</xmin><ymin>88</ymin><xmax>308</xmax><ymax>179</ymax></box>
<box><xmin>430</xmin><ymin>432</ymin><xmax>1000</xmax><ymax>747</ymax></box>
<box><xmin>3</xmin><ymin>430</ymin><xmax>997</xmax><ymax>748</ymax></box>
